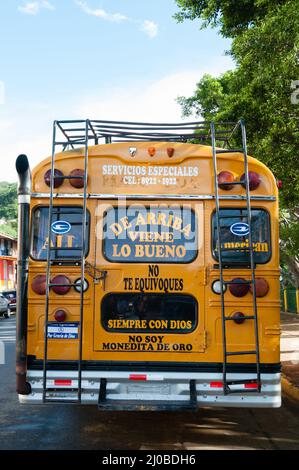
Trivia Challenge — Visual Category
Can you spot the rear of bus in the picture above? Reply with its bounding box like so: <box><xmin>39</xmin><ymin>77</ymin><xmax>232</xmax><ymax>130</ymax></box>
<box><xmin>16</xmin><ymin>123</ymin><xmax>281</xmax><ymax>409</ymax></box>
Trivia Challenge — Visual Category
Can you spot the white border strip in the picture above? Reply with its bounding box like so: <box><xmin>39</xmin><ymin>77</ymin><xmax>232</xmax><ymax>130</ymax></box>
<box><xmin>31</xmin><ymin>193</ymin><xmax>276</xmax><ymax>201</ymax></box>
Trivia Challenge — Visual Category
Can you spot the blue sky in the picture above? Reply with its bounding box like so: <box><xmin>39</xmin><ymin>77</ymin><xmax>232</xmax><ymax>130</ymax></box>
<box><xmin>0</xmin><ymin>0</ymin><xmax>234</xmax><ymax>180</ymax></box>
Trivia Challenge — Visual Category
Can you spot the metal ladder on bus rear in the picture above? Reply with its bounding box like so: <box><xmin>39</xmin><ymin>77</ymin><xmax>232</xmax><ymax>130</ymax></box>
<box><xmin>42</xmin><ymin>120</ymin><xmax>89</xmax><ymax>403</ymax></box>
<box><xmin>211</xmin><ymin>119</ymin><xmax>262</xmax><ymax>395</ymax></box>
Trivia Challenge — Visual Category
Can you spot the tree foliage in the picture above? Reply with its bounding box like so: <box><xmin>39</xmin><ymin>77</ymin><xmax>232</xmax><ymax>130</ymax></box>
<box><xmin>175</xmin><ymin>0</ymin><xmax>290</xmax><ymax>37</ymax></box>
<box><xmin>175</xmin><ymin>0</ymin><xmax>299</xmax><ymax>280</ymax></box>
<box><xmin>0</xmin><ymin>182</ymin><xmax>18</xmax><ymax>237</ymax></box>
<box><xmin>280</xmin><ymin>208</ymin><xmax>299</xmax><ymax>288</ymax></box>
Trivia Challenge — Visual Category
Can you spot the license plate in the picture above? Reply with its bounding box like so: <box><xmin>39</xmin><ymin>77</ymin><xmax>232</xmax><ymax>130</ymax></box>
<box><xmin>126</xmin><ymin>382</ymin><xmax>171</xmax><ymax>397</ymax></box>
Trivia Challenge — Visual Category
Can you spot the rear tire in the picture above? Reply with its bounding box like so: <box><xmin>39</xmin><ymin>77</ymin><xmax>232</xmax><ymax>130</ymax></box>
<box><xmin>4</xmin><ymin>308</ymin><xmax>11</xmax><ymax>319</ymax></box>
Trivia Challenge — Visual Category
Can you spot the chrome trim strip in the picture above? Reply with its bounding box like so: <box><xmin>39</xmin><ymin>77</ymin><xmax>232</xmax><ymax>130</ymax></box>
<box><xmin>31</xmin><ymin>193</ymin><xmax>276</xmax><ymax>202</ymax></box>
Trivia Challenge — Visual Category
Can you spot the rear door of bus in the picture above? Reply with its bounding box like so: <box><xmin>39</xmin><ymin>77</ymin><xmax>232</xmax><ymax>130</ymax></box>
<box><xmin>93</xmin><ymin>201</ymin><xmax>206</xmax><ymax>363</ymax></box>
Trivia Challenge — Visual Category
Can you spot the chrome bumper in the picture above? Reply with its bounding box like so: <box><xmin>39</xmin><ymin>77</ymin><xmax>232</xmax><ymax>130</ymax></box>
<box><xmin>19</xmin><ymin>370</ymin><xmax>281</xmax><ymax>408</ymax></box>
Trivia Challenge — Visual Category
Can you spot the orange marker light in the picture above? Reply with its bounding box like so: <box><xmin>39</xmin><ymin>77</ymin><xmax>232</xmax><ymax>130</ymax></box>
<box><xmin>167</xmin><ymin>148</ymin><xmax>175</xmax><ymax>158</ymax></box>
<box><xmin>148</xmin><ymin>147</ymin><xmax>156</xmax><ymax>157</ymax></box>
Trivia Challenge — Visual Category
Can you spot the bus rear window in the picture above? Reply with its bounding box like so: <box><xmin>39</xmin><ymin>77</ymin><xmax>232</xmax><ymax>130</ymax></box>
<box><xmin>31</xmin><ymin>206</ymin><xmax>90</xmax><ymax>260</ymax></box>
<box><xmin>212</xmin><ymin>209</ymin><xmax>271</xmax><ymax>264</ymax></box>
<box><xmin>101</xmin><ymin>293</ymin><xmax>198</xmax><ymax>334</ymax></box>
<box><xmin>103</xmin><ymin>206</ymin><xmax>197</xmax><ymax>264</ymax></box>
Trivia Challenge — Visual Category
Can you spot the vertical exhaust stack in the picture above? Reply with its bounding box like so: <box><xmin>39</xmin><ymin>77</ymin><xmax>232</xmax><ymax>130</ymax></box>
<box><xmin>15</xmin><ymin>154</ymin><xmax>32</xmax><ymax>395</ymax></box>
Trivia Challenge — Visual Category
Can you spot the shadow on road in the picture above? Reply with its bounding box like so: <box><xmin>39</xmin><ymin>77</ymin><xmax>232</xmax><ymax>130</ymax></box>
<box><xmin>0</xmin><ymin>322</ymin><xmax>299</xmax><ymax>450</ymax></box>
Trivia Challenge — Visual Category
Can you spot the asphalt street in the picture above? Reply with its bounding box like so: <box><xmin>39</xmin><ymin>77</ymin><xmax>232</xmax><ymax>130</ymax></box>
<box><xmin>0</xmin><ymin>317</ymin><xmax>299</xmax><ymax>450</ymax></box>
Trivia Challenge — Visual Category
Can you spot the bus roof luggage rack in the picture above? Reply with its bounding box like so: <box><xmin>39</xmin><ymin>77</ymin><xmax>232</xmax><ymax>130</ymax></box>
<box><xmin>211</xmin><ymin>119</ymin><xmax>262</xmax><ymax>396</ymax></box>
<box><xmin>52</xmin><ymin>119</ymin><xmax>242</xmax><ymax>149</ymax></box>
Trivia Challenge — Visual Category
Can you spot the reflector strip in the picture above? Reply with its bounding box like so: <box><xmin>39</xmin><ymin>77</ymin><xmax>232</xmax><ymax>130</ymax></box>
<box><xmin>129</xmin><ymin>374</ymin><xmax>147</xmax><ymax>381</ymax></box>
<box><xmin>210</xmin><ymin>381</ymin><xmax>223</xmax><ymax>388</ymax></box>
<box><xmin>54</xmin><ymin>379</ymin><xmax>72</xmax><ymax>386</ymax></box>
<box><xmin>244</xmin><ymin>383</ymin><xmax>259</xmax><ymax>389</ymax></box>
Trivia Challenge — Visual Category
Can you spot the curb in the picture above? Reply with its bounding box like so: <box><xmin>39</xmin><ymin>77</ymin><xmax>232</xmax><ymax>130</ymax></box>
<box><xmin>282</xmin><ymin>375</ymin><xmax>299</xmax><ymax>403</ymax></box>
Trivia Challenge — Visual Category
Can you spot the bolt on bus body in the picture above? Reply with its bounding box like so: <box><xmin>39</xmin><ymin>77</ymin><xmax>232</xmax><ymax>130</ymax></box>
<box><xmin>15</xmin><ymin>120</ymin><xmax>281</xmax><ymax>409</ymax></box>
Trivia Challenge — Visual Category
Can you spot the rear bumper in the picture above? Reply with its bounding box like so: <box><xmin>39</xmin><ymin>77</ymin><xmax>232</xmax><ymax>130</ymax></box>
<box><xmin>19</xmin><ymin>370</ymin><xmax>281</xmax><ymax>408</ymax></box>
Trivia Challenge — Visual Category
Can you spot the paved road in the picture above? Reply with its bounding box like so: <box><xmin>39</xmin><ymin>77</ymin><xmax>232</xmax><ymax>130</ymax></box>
<box><xmin>0</xmin><ymin>316</ymin><xmax>16</xmax><ymax>343</ymax></box>
<box><xmin>0</xmin><ymin>317</ymin><xmax>299</xmax><ymax>450</ymax></box>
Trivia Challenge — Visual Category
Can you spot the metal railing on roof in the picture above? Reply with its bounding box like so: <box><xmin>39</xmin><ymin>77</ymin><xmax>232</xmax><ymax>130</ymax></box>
<box><xmin>53</xmin><ymin>119</ymin><xmax>242</xmax><ymax>151</ymax></box>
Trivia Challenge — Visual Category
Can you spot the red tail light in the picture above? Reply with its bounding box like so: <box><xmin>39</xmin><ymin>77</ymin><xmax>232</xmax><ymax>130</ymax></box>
<box><xmin>54</xmin><ymin>309</ymin><xmax>67</xmax><ymax>322</ymax></box>
<box><xmin>277</xmin><ymin>179</ymin><xmax>283</xmax><ymax>189</ymax></box>
<box><xmin>31</xmin><ymin>275</ymin><xmax>46</xmax><ymax>295</ymax></box>
<box><xmin>69</xmin><ymin>169</ymin><xmax>85</xmax><ymax>188</ymax></box>
<box><xmin>44</xmin><ymin>169</ymin><xmax>64</xmax><ymax>188</ymax></box>
<box><xmin>232</xmin><ymin>312</ymin><xmax>246</xmax><ymax>324</ymax></box>
<box><xmin>240</xmin><ymin>171</ymin><xmax>261</xmax><ymax>190</ymax></box>
<box><xmin>218</xmin><ymin>171</ymin><xmax>235</xmax><ymax>190</ymax></box>
<box><xmin>229</xmin><ymin>278</ymin><xmax>250</xmax><ymax>297</ymax></box>
<box><xmin>54</xmin><ymin>379</ymin><xmax>72</xmax><ymax>386</ymax></box>
<box><xmin>51</xmin><ymin>275</ymin><xmax>71</xmax><ymax>295</ymax></box>
<box><xmin>245</xmin><ymin>382</ymin><xmax>259</xmax><ymax>389</ymax></box>
<box><xmin>210</xmin><ymin>382</ymin><xmax>223</xmax><ymax>388</ymax></box>
<box><xmin>251</xmin><ymin>278</ymin><xmax>269</xmax><ymax>297</ymax></box>
<box><xmin>129</xmin><ymin>374</ymin><xmax>147</xmax><ymax>381</ymax></box>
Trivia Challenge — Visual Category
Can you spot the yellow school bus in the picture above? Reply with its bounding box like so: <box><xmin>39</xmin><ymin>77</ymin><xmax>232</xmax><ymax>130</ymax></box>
<box><xmin>15</xmin><ymin>120</ymin><xmax>281</xmax><ymax>409</ymax></box>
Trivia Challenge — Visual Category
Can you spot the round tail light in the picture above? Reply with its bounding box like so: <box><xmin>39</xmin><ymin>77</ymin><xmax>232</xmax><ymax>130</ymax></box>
<box><xmin>218</xmin><ymin>171</ymin><xmax>235</xmax><ymax>190</ymax></box>
<box><xmin>74</xmin><ymin>278</ymin><xmax>89</xmax><ymax>293</ymax></box>
<box><xmin>251</xmin><ymin>278</ymin><xmax>269</xmax><ymax>297</ymax></box>
<box><xmin>54</xmin><ymin>309</ymin><xmax>67</xmax><ymax>322</ymax></box>
<box><xmin>69</xmin><ymin>169</ymin><xmax>85</xmax><ymax>188</ymax></box>
<box><xmin>31</xmin><ymin>275</ymin><xmax>46</xmax><ymax>295</ymax></box>
<box><xmin>51</xmin><ymin>275</ymin><xmax>71</xmax><ymax>295</ymax></box>
<box><xmin>240</xmin><ymin>171</ymin><xmax>261</xmax><ymax>190</ymax></box>
<box><xmin>232</xmin><ymin>312</ymin><xmax>246</xmax><ymax>324</ymax></box>
<box><xmin>44</xmin><ymin>169</ymin><xmax>64</xmax><ymax>188</ymax></box>
<box><xmin>212</xmin><ymin>280</ymin><xmax>227</xmax><ymax>295</ymax></box>
<box><xmin>229</xmin><ymin>278</ymin><xmax>250</xmax><ymax>297</ymax></box>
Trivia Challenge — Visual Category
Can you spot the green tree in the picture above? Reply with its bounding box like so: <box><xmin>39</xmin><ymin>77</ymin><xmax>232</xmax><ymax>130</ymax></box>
<box><xmin>175</xmin><ymin>0</ymin><xmax>292</xmax><ymax>38</ymax></box>
<box><xmin>280</xmin><ymin>208</ymin><xmax>299</xmax><ymax>288</ymax></box>
<box><xmin>0</xmin><ymin>182</ymin><xmax>18</xmax><ymax>237</ymax></box>
<box><xmin>175</xmin><ymin>0</ymin><xmax>299</xmax><ymax>281</ymax></box>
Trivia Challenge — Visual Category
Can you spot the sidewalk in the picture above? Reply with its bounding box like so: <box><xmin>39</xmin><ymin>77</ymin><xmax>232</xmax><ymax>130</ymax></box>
<box><xmin>281</xmin><ymin>312</ymin><xmax>299</xmax><ymax>402</ymax></box>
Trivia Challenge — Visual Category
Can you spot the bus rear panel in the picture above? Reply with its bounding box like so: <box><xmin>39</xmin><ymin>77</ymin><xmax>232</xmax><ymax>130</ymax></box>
<box><xmin>16</xmin><ymin>120</ymin><xmax>281</xmax><ymax>409</ymax></box>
